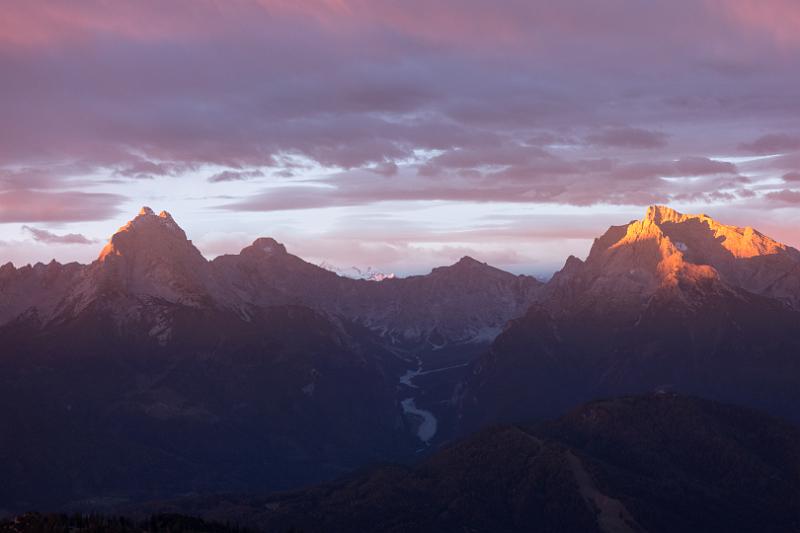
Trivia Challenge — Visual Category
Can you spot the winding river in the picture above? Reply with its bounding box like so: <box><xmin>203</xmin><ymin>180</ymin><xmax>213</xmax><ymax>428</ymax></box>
<box><xmin>399</xmin><ymin>363</ymin><xmax>438</xmax><ymax>445</ymax></box>
<box><xmin>399</xmin><ymin>361</ymin><xmax>469</xmax><ymax>445</ymax></box>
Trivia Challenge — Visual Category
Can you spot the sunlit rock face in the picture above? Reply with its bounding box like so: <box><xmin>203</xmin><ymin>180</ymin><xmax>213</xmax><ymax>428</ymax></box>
<box><xmin>92</xmin><ymin>207</ymin><xmax>215</xmax><ymax>305</ymax></box>
<box><xmin>460</xmin><ymin>206</ymin><xmax>800</xmax><ymax>432</ymax></box>
<box><xmin>545</xmin><ymin>205</ymin><xmax>800</xmax><ymax>317</ymax></box>
<box><xmin>642</xmin><ymin>205</ymin><xmax>800</xmax><ymax>302</ymax></box>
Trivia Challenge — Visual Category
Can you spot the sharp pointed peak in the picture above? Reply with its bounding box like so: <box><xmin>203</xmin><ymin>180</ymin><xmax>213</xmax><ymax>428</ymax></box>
<box><xmin>642</xmin><ymin>205</ymin><xmax>718</xmax><ymax>227</ymax></box>
<box><xmin>644</xmin><ymin>205</ymin><xmax>687</xmax><ymax>224</ymax></box>
<box><xmin>124</xmin><ymin>207</ymin><xmax>182</xmax><ymax>229</ymax></box>
<box><xmin>134</xmin><ymin>207</ymin><xmax>176</xmax><ymax>224</ymax></box>
<box><xmin>456</xmin><ymin>255</ymin><xmax>481</xmax><ymax>265</ymax></box>
<box><xmin>98</xmin><ymin>207</ymin><xmax>191</xmax><ymax>262</ymax></box>
<box><xmin>563</xmin><ymin>254</ymin><xmax>584</xmax><ymax>269</ymax></box>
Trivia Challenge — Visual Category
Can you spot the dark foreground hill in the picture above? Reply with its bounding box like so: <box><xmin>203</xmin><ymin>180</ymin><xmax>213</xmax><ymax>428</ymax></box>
<box><xmin>0</xmin><ymin>513</ymin><xmax>250</xmax><ymax>533</ymax></box>
<box><xmin>128</xmin><ymin>394</ymin><xmax>800</xmax><ymax>533</ymax></box>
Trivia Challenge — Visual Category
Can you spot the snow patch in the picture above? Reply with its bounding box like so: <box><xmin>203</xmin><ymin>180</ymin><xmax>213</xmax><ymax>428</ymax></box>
<box><xmin>318</xmin><ymin>262</ymin><xmax>395</xmax><ymax>281</ymax></box>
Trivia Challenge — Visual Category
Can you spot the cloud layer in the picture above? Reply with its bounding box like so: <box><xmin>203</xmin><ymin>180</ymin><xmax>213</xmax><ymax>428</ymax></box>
<box><xmin>2</xmin><ymin>1</ymin><xmax>800</xmax><ymax>272</ymax></box>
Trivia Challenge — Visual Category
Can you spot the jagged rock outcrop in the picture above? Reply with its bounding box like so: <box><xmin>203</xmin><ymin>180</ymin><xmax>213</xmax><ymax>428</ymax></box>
<box><xmin>460</xmin><ymin>206</ymin><xmax>800</xmax><ymax>430</ymax></box>
<box><xmin>545</xmin><ymin>205</ymin><xmax>800</xmax><ymax>315</ymax></box>
<box><xmin>0</xmin><ymin>207</ymin><xmax>542</xmax><ymax>345</ymax></box>
<box><xmin>91</xmin><ymin>207</ymin><xmax>213</xmax><ymax>304</ymax></box>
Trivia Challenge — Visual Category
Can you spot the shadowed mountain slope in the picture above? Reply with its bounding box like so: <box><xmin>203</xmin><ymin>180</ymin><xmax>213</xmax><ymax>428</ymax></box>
<box><xmin>141</xmin><ymin>395</ymin><xmax>800</xmax><ymax>533</ymax></box>
<box><xmin>0</xmin><ymin>208</ymin><xmax>540</xmax><ymax>511</ymax></box>
<box><xmin>460</xmin><ymin>206</ymin><xmax>800</xmax><ymax>430</ymax></box>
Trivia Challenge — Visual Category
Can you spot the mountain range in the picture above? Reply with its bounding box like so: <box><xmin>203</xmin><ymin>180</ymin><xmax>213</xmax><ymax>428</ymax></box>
<box><xmin>2</xmin><ymin>205</ymin><xmax>800</xmax><ymax>520</ymax></box>
<box><xmin>0</xmin><ymin>206</ymin><xmax>540</xmax><ymax>345</ymax></box>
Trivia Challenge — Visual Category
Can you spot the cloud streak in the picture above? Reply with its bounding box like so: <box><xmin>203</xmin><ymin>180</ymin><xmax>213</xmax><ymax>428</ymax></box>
<box><xmin>3</xmin><ymin>1</ymin><xmax>800</xmax><ymax>271</ymax></box>
<box><xmin>0</xmin><ymin>191</ymin><xmax>124</xmax><ymax>223</ymax></box>
<box><xmin>1</xmin><ymin>0</ymin><xmax>799</xmax><ymax>202</ymax></box>
<box><xmin>585</xmin><ymin>128</ymin><xmax>668</xmax><ymax>150</ymax></box>
<box><xmin>22</xmin><ymin>226</ymin><xmax>96</xmax><ymax>244</ymax></box>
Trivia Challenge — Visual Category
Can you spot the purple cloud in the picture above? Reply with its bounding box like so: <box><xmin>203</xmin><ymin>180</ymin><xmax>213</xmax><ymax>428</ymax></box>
<box><xmin>221</xmin><ymin>152</ymin><xmax>743</xmax><ymax>213</ymax></box>
<box><xmin>739</xmin><ymin>134</ymin><xmax>800</xmax><ymax>155</ymax></box>
<box><xmin>0</xmin><ymin>191</ymin><xmax>124</xmax><ymax>223</ymax></box>
<box><xmin>585</xmin><ymin>128</ymin><xmax>668</xmax><ymax>149</ymax></box>
<box><xmin>4</xmin><ymin>1</ymin><xmax>800</xmax><ymax>273</ymax></box>
<box><xmin>766</xmin><ymin>189</ymin><xmax>800</xmax><ymax>204</ymax></box>
<box><xmin>0</xmin><ymin>2</ymin><xmax>797</xmax><ymax>182</ymax></box>
<box><xmin>22</xmin><ymin>225</ymin><xmax>96</xmax><ymax>244</ymax></box>
<box><xmin>208</xmin><ymin>169</ymin><xmax>266</xmax><ymax>183</ymax></box>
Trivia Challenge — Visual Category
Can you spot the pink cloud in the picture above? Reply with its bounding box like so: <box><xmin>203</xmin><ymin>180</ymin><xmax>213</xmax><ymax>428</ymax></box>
<box><xmin>0</xmin><ymin>190</ymin><xmax>124</xmax><ymax>223</ymax></box>
<box><xmin>0</xmin><ymin>0</ymin><xmax>798</xmax><ymax>223</ymax></box>
<box><xmin>709</xmin><ymin>0</ymin><xmax>800</xmax><ymax>47</ymax></box>
<box><xmin>208</xmin><ymin>169</ymin><xmax>265</xmax><ymax>183</ymax></box>
<box><xmin>739</xmin><ymin>133</ymin><xmax>800</xmax><ymax>154</ymax></box>
<box><xmin>586</xmin><ymin>128</ymin><xmax>668</xmax><ymax>150</ymax></box>
<box><xmin>22</xmin><ymin>225</ymin><xmax>95</xmax><ymax>244</ymax></box>
<box><xmin>674</xmin><ymin>157</ymin><xmax>737</xmax><ymax>175</ymax></box>
<box><xmin>766</xmin><ymin>189</ymin><xmax>800</xmax><ymax>204</ymax></box>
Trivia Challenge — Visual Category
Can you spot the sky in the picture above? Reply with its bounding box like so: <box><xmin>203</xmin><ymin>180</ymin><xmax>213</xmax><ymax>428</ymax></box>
<box><xmin>2</xmin><ymin>0</ymin><xmax>800</xmax><ymax>278</ymax></box>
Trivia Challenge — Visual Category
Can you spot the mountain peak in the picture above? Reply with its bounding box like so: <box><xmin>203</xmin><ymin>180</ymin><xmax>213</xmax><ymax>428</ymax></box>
<box><xmin>455</xmin><ymin>255</ymin><xmax>482</xmax><ymax>266</ymax></box>
<box><xmin>645</xmin><ymin>204</ymin><xmax>680</xmax><ymax>224</ymax></box>
<box><xmin>432</xmin><ymin>255</ymin><xmax>488</xmax><ymax>273</ymax></box>
<box><xmin>557</xmin><ymin>205</ymin><xmax>800</xmax><ymax>309</ymax></box>
<box><xmin>637</xmin><ymin>205</ymin><xmax>794</xmax><ymax>260</ymax></box>
<box><xmin>241</xmin><ymin>237</ymin><xmax>288</xmax><ymax>257</ymax></box>
<box><xmin>132</xmin><ymin>206</ymin><xmax>177</xmax><ymax>226</ymax></box>
<box><xmin>88</xmin><ymin>208</ymin><xmax>211</xmax><ymax>304</ymax></box>
<box><xmin>642</xmin><ymin>205</ymin><xmax>719</xmax><ymax>229</ymax></box>
<box><xmin>644</xmin><ymin>205</ymin><xmax>699</xmax><ymax>224</ymax></box>
<box><xmin>97</xmin><ymin>208</ymin><xmax>195</xmax><ymax>263</ymax></box>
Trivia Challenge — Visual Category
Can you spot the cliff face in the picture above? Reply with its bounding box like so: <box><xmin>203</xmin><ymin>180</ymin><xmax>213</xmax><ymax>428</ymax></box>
<box><xmin>460</xmin><ymin>205</ymin><xmax>800</xmax><ymax>431</ymax></box>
